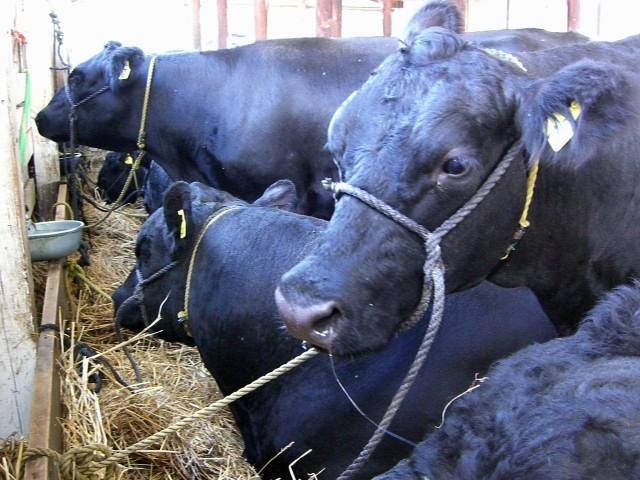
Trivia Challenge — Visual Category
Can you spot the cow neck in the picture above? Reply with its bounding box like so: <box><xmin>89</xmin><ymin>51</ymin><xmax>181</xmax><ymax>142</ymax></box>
<box><xmin>178</xmin><ymin>205</ymin><xmax>243</xmax><ymax>337</ymax></box>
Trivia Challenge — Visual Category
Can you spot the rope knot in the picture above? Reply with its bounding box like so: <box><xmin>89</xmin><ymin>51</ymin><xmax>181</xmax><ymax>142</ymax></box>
<box><xmin>24</xmin><ymin>443</ymin><xmax>116</xmax><ymax>480</ymax></box>
<box><xmin>136</xmin><ymin>135</ymin><xmax>146</xmax><ymax>151</ymax></box>
<box><xmin>60</xmin><ymin>444</ymin><xmax>115</xmax><ymax>480</ymax></box>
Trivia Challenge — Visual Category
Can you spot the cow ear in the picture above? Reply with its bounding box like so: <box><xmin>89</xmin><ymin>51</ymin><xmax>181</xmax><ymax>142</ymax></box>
<box><xmin>191</xmin><ymin>181</ymin><xmax>241</xmax><ymax>204</ymax></box>
<box><xmin>108</xmin><ymin>45</ymin><xmax>146</xmax><ymax>91</ymax></box>
<box><xmin>403</xmin><ymin>0</ymin><xmax>464</xmax><ymax>47</ymax></box>
<box><xmin>252</xmin><ymin>179</ymin><xmax>298</xmax><ymax>211</ymax></box>
<box><xmin>515</xmin><ymin>60</ymin><xmax>634</xmax><ymax>165</ymax></box>
<box><xmin>163</xmin><ymin>181</ymin><xmax>193</xmax><ymax>258</ymax></box>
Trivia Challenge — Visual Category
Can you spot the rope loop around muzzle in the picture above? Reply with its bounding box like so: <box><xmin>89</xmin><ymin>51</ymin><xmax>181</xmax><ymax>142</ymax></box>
<box><xmin>321</xmin><ymin>140</ymin><xmax>522</xmax><ymax>330</ymax></box>
<box><xmin>322</xmin><ymin>179</ymin><xmax>441</xmax><ymax>330</ymax></box>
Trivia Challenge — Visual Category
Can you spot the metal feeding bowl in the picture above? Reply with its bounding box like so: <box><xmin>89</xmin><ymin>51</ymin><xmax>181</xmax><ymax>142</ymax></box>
<box><xmin>27</xmin><ymin>220</ymin><xmax>84</xmax><ymax>262</ymax></box>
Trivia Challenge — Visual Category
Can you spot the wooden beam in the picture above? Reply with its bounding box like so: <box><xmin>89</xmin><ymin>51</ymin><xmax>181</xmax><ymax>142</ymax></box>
<box><xmin>254</xmin><ymin>0</ymin><xmax>268</xmax><ymax>40</ymax></box>
<box><xmin>23</xmin><ymin>185</ymin><xmax>69</xmax><ymax>480</ymax></box>
<box><xmin>0</xmin><ymin>4</ymin><xmax>38</xmax><ymax>443</ymax></box>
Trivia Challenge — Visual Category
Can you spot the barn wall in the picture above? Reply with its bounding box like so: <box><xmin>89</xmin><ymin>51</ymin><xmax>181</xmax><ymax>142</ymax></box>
<box><xmin>0</xmin><ymin>0</ymin><xmax>61</xmax><ymax>440</ymax></box>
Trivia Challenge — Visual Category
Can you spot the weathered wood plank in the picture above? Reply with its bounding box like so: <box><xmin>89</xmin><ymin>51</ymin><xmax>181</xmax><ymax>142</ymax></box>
<box><xmin>23</xmin><ymin>185</ymin><xmax>69</xmax><ymax>480</ymax></box>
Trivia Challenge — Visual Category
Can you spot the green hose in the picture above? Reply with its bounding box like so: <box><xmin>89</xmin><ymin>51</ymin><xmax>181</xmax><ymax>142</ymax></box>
<box><xmin>18</xmin><ymin>69</ymin><xmax>30</xmax><ymax>167</ymax></box>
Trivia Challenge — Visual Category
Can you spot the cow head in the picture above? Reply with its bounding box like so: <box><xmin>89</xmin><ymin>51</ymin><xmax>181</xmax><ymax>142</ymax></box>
<box><xmin>113</xmin><ymin>179</ymin><xmax>297</xmax><ymax>344</ymax></box>
<box><xmin>97</xmin><ymin>151</ymin><xmax>149</xmax><ymax>204</ymax></box>
<box><xmin>35</xmin><ymin>41</ymin><xmax>147</xmax><ymax>152</ymax></box>
<box><xmin>275</xmin><ymin>19</ymin><xmax>638</xmax><ymax>354</ymax></box>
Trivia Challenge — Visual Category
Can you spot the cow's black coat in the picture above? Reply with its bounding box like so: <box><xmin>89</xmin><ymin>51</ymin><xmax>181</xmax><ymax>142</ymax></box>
<box><xmin>375</xmin><ymin>282</ymin><xmax>640</xmax><ymax>480</ymax></box>
<box><xmin>113</xmin><ymin>180</ymin><xmax>556</xmax><ymax>479</ymax></box>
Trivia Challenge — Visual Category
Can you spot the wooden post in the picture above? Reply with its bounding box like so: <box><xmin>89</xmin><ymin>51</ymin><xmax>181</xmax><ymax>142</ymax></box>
<box><xmin>382</xmin><ymin>0</ymin><xmax>393</xmax><ymax>36</ymax></box>
<box><xmin>567</xmin><ymin>0</ymin><xmax>580</xmax><ymax>31</ymax></box>
<box><xmin>29</xmin><ymin>0</ymin><xmax>63</xmax><ymax>221</ymax></box>
<box><xmin>254</xmin><ymin>0</ymin><xmax>268</xmax><ymax>40</ymax></box>
<box><xmin>217</xmin><ymin>0</ymin><xmax>228</xmax><ymax>49</ymax></box>
<box><xmin>450</xmin><ymin>0</ymin><xmax>468</xmax><ymax>30</ymax></box>
<box><xmin>316</xmin><ymin>0</ymin><xmax>341</xmax><ymax>37</ymax></box>
<box><xmin>192</xmin><ymin>0</ymin><xmax>202</xmax><ymax>50</ymax></box>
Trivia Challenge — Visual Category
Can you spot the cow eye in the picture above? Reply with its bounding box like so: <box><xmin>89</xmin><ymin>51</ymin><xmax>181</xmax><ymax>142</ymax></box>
<box><xmin>68</xmin><ymin>72</ymin><xmax>84</xmax><ymax>88</ymax></box>
<box><xmin>442</xmin><ymin>156</ymin><xmax>470</xmax><ymax>176</ymax></box>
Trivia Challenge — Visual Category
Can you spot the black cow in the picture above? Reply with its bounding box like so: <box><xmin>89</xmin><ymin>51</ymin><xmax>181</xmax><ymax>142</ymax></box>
<box><xmin>113</xmin><ymin>180</ymin><xmax>556</xmax><ymax>479</ymax></box>
<box><xmin>34</xmin><ymin>0</ymin><xmax>587</xmax><ymax>219</ymax></box>
<box><xmin>97</xmin><ymin>151</ymin><xmax>150</xmax><ymax>204</ymax></box>
<box><xmin>375</xmin><ymin>282</ymin><xmax>640</xmax><ymax>480</ymax></box>
<box><xmin>275</xmin><ymin>6</ymin><xmax>640</xmax><ymax>355</ymax></box>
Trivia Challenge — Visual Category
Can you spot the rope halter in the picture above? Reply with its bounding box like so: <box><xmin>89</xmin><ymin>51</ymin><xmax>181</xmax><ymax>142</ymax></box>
<box><xmin>323</xmin><ymin>140</ymin><xmax>525</xmax><ymax>331</ymax></box>
<box><xmin>112</xmin><ymin>259</ymin><xmax>183</xmax><ymax>348</ymax></box>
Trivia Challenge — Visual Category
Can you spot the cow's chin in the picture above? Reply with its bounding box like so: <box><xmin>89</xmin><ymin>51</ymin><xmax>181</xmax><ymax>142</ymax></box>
<box><xmin>327</xmin><ymin>322</ymin><xmax>398</xmax><ymax>358</ymax></box>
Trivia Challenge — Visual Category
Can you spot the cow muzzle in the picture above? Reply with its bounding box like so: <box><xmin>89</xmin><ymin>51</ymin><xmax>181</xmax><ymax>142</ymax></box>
<box><xmin>275</xmin><ymin>286</ymin><xmax>343</xmax><ymax>351</ymax></box>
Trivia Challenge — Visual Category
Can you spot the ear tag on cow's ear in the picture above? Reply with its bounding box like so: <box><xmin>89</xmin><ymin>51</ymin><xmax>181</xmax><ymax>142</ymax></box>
<box><xmin>545</xmin><ymin>100</ymin><xmax>581</xmax><ymax>152</ymax></box>
<box><xmin>124</xmin><ymin>154</ymin><xmax>134</xmax><ymax>165</ymax></box>
<box><xmin>118</xmin><ymin>60</ymin><xmax>131</xmax><ymax>80</ymax></box>
<box><xmin>177</xmin><ymin>209</ymin><xmax>187</xmax><ymax>239</ymax></box>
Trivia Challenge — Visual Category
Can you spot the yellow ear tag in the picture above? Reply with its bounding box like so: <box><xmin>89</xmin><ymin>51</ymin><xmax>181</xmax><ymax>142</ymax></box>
<box><xmin>124</xmin><ymin>153</ymin><xmax>133</xmax><ymax>165</ymax></box>
<box><xmin>118</xmin><ymin>60</ymin><xmax>131</xmax><ymax>80</ymax></box>
<box><xmin>546</xmin><ymin>100</ymin><xmax>581</xmax><ymax>152</ymax></box>
<box><xmin>177</xmin><ymin>209</ymin><xmax>187</xmax><ymax>239</ymax></box>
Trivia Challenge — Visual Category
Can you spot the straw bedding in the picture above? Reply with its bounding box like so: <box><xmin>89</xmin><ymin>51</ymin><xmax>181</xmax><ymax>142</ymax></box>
<box><xmin>6</xmin><ymin>148</ymin><xmax>262</xmax><ymax>479</ymax></box>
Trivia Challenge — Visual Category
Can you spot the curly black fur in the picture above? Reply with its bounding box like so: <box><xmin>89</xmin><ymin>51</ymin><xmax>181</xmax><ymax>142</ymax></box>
<box><xmin>376</xmin><ymin>282</ymin><xmax>640</xmax><ymax>480</ymax></box>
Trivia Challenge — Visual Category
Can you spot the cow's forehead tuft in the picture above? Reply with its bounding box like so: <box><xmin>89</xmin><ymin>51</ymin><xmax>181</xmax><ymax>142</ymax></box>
<box><xmin>403</xmin><ymin>27</ymin><xmax>466</xmax><ymax>67</ymax></box>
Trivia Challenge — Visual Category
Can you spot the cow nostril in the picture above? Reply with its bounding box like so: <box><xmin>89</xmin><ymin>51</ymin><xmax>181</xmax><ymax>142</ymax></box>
<box><xmin>311</xmin><ymin>305</ymin><xmax>342</xmax><ymax>338</ymax></box>
<box><xmin>275</xmin><ymin>287</ymin><xmax>344</xmax><ymax>348</ymax></box>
